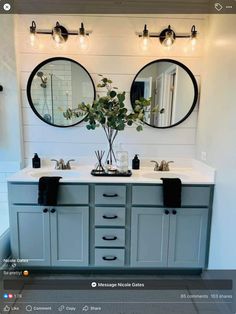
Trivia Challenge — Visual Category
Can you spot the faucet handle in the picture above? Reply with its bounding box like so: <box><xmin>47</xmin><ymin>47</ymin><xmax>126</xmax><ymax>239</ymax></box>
<box><xmin>166</xmin><ymin>161</ymin><xmax>174</xmax><ymax>171</ymax></box>
<box><xmin>66</xmin><ymin>159</ymin><xmax>75</xmax><ymax>170</ymax></box>
<box><xmin>51</xmin><ymin>159</ymin><xmax>59</xmax><ymax>169</ymax></box>
<box><xmin>150</xmin><ymin>160</ymin><xmax>159</xmax><ymax>171</ymax></box>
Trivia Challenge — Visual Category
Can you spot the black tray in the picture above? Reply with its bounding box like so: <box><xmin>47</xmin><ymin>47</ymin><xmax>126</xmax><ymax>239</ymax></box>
<box><xmin>91</xmin><ymin>169</ymin><xmax>132</xmax><ymax>177</ymax></box>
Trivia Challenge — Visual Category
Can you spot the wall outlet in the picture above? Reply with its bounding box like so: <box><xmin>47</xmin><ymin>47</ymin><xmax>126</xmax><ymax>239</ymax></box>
<box><xmin>201</xmin><ymin>151</ymin><xmax>207</xmax><ymax>161</ymax></box>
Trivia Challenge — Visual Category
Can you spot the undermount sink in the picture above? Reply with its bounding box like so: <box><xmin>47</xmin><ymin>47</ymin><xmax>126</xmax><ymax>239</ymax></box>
<box><xmin>26</xmin><ymin>169</ymin><xmax>80</xmax><ymax>178</ymax></box>
<box><xmin>141</xmin><ymin>171</ymin><xmax>189</xmax><ymax>180</ymax></box>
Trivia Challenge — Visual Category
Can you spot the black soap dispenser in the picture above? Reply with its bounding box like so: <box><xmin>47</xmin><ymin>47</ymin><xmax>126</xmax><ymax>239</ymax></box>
<box><xmin>132</xmin><ymin>154</ymin><xmax>140</xmax><ymax>170</ymax></box>
<box><xmin>32</xmin><ymin>153</ymin><xmax>41</xmax><ymax>168</ymax></box>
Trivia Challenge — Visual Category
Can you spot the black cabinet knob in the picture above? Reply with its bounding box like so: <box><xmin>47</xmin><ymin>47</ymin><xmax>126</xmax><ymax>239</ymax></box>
<box><xmin>164</xmin><ymin>210</ymin><xmax>169</xmax><ymax>215</ymax></box>
<box><xmin>43</xmin><ymin>208</ymin><xmax>48</xmax><ymax>213</ymax></box>
<box><xmin>172</xmin><ymin>210</ymin><xmax>177</xmax><ymax>215</ymax></box>
<box><xmin>51</xmin><ymin>208</ymin><xmax>56</xmax><ymax>213</ymax></box>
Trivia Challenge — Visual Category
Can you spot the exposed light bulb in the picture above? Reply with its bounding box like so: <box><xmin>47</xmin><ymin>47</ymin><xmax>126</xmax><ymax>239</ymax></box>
<box><xmin>52</xmin><ymin>25</ymin><xmax>65</xmax><ymax>46</ymax></box>
<box><xmin>140</xmin><ymin>36</ymin><xmax>150</xmax><ymax>51</ymax></box>
<box><xmin>30</xmin><ymin>32</ymin><xmax>37</xmax><ymax>47</ymax></box>
<box><xmin>78</xmin><ymin>34</ymin><xmax>89</xmax><ymax>50</ymax></box>
<box><xmin>52</xmin><ymin>22</ymin><xmax>66</xmax><ymax>47</ymax></box>
<box><xmin>190</xmin><ymin>37</ymin><xmax>197</xmax><ymax>49</ymax></box>
<box><xmin>29</xmin><ymin>21</ymin><xmax>37</xmax><ymax>47</ymax></box>
<box><xmin>163</xmin><ymin>31</ymin><xmax>175</xmax><ymax>47</ymax></box>
<box><xmin>78</xmin><ymin>22</ymin><xmax>89</xmax><ymax>50</ymax></box>
<box><xmin>140</xmin><ymin>24</ymin><xmax>150</xmax><ymax>51</ymax></box>
<box><xmin>190</xmin><ymin>25</ymin><xmax>197</xmax><ymax>50</ymax></box>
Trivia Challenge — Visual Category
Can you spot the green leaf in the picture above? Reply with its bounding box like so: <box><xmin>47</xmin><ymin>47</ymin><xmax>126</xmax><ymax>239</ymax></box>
<box><xmin>102</xmin><ymin>78</ymin><xmax>108</xmax><ymax>83</ymax></box>
<box><xmin>136</xmin><ymin>125</ymin><xmax>143</xmax><ymax>132</ymax></box>
<box><xmin>117</xmin><ymin>92</ymin><xmax>125</xmax><ymax>102</ymax></box>
<box><xmin>110</xmin><ymin>91</ymin><xmax>117</xmax><ymax>98</ymax></box>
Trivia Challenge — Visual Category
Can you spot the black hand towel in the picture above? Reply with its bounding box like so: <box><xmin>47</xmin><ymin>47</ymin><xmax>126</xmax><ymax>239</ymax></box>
<box><xmin>161</xmin><ymin>178</ymin><xmax>182</xmax><ymax>208</ymax></box>
<box><xmin>38</xmin><ymin>176</ymin><xmax>62</xmax><ymax>206</ymax></box>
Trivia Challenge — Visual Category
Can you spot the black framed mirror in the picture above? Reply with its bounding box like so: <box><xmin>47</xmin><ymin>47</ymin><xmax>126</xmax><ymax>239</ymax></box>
<box><xmin>130</xmin><ymin>59</ymin><xmax>198</xmax><ymax>129</ymax></box>
<box><xmin>27</xmin><ymin>57</ymin><xmax>96</xmax><ymax>127</ymax></box>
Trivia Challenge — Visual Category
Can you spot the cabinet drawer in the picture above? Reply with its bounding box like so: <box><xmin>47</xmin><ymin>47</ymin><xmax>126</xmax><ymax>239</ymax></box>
<box><xmin>95</xmin><ymin>228</ymin><xmax>125</xmax><ymax>247</ymax></box>
<box><xmin>132</xmin><ymin>185</ymin><xmax>211</xmax><ymax>207</ymax></box>
<box><xmin>95</xmin><ymin>207</ymin><xmax>126</xmax><ymax>226</ymax></box>
<box><xmin>95</xmin><ymin>185</ymin><xmax>126</xmax><ymax>205</ymax></box>
<box><xmin>8</xmin><ymin>183</ymin><xmax>89</xmax><ymax>205</ymax></box>
<box><xmin>132</xmin><ymin>185</ymin><xmax>162</xmax><ymax>206</ymax></box>
<box><xmin>95</xmin><ymin>248</ymin><xmax>125</xmax><ymax>267</ymax></box>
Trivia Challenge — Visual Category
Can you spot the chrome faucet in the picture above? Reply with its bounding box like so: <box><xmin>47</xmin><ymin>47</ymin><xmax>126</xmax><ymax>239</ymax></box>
<box><xmin>51</xmin><ymin>159</ymin><xmax>75</xmax><ymax>170</ymax></box>
<box><xmin>150</xmin><ymin>160</ymin><xmax>174</xmax><ymax>171</ymax></box>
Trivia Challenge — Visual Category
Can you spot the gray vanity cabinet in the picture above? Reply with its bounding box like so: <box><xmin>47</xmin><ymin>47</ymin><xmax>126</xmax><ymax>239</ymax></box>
<box><xmin>131</xmin><ymin>208</ymin><xmax>169</xmax><ymax>267</ymax></box>
<box><xmin>8</xmin><ymin>182</ymin><xmax>213</xmax><ymax>270</ymax></box>
<box><xmin>10</xmin><ymin>205</ymin><xmax>50</xmax><ymax>266</ymax></box>
<box><xmin>131</xmin><ymin>207</ymin><xmax>209</xmax><ymax>268</ymax></box>
<box><xmin>131</xmin><ymin>184</ymin><xmax>212</xmax><ymax>269</ymax></box>
<box><xmin>8</xmin><ymin>183</ymin><xmax>89</xmax><ymax>267</ymax></box>
<box><xmin>50</xmin><ymin>206</ymin><xmax>89</xmax><ymax>267</ymax></box>
<box><xmin>167</xmin><ymin>208</ymin><xmax>208</xmax><ymax>268</ymax></box>
<box><xmin>10</xmin><ymin>205</ymin><xmax>89</xmax><ymax>267</ymax></box>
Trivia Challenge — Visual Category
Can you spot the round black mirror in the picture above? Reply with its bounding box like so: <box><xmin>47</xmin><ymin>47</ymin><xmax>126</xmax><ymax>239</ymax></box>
<box><xmin>27</xmin><ymin>57</ymin><xmax>96</xmax><ymax>127</ymax></box>
<box><xmin>130</xmin><ymin>59</ymin><xmax>198</xmax><ymax>129</ymax></box>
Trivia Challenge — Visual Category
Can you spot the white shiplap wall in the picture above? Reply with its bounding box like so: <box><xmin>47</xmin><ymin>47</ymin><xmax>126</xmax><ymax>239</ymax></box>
<box><xmin>15</xmin><ymin>14</ymin><xmax>206</xmax><ymax>164</ymax></box>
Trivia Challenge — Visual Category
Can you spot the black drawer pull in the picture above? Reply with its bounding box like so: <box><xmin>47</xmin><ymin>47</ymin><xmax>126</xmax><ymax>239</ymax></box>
<box><xmin>51</xmin><ymin>208</ymin><xmax>56</xmax><ymax>213</ymax></box>
<box><xmin>102</xmin><ymin>256</ymin><xmax>117</xmax><ymax>261</ymax></box>
<box><xmin>172</xmin><ymin>210</ymin><xmax>177</xmax><ymax>215</ymax></box>
<box><xmin>103</xmin><ymin>193</ymin><xmax>118</xmax><ymax>198</ymax></box>
<box><xmin>102</xmin><ymin>236</ymin><xmax>118</xmax><ymax>241</ymax></box>
<box><xmin>103</xmin><ymin>215</ymin><xmax>118</xmax><ymax>220</ymax></box>
<box><xmin>164</xmin><ymin>210</ymin><xmax>169</xmax><ymax>215</ymax></box>
<box><xmin>43</xmin><ymin>208</ymin><xmax>48</xmax><ymax>213</ymax></box>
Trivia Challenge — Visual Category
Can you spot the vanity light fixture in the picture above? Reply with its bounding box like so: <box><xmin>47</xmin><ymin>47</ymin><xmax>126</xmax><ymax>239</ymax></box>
<box><xmin>29</xmin><ymin>21</ymin><xmax>92</xmax><ymax>49</ymax></box>
<box><xmin>78</xmin><ymin>22</ymin><xmax>89</xmax><ymax>50</ymax></box>
<box><xmin>190</xmin><ymin>25</ymin><xmax>198</xmax><ymax>47</ymax></box>
<box><xmin>137</xmin><ymin>24</ymin><xmax>198</xmax><ymax>49</ymax></box>
<box><xmin>139</xmin><ymin>24</ymin><xmax>150</xmax><ymax>51</ymax></box>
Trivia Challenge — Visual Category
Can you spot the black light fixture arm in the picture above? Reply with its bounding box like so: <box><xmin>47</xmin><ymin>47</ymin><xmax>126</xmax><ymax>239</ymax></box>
<box><xmin>29</xmin><ymin>21</ymin><xmax>92</xmax><ymax>37</ymax></box>
<box><xmin>137</xmin><ymin>24</ymin><xmax>197</xmax><ymax>40</ymax></box>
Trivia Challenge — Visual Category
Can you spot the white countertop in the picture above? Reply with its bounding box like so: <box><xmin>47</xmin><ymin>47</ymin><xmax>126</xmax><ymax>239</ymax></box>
<box><xmin>7</xmin><ymin>159</ymin><xmax>215</xmax><ymax>185</ymax></box>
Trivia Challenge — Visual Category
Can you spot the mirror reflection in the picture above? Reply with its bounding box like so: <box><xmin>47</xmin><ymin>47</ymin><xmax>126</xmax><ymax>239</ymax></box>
<box><xmin>27</xmin><ymin>58</ymin><xmax>95</xmax><ymax>127</ymax></box>
<box><xmin>130</xmin><ymin>59</ymin><xmax>198</xmax><ymax>128</ymax></box>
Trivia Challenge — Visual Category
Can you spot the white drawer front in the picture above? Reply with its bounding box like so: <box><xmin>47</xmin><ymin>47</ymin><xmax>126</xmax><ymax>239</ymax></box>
<box><xmin>95</xmin><ymin>228</ymin><xmax>125</xmax><ymax>247</ymax></box>
<box><xmin>95</xmin><ymin>248</ymin><xmax>125</xmax><ymax>267</ymax></box>
<box><xmin>95</xmin><ymin>207</ymin><xmax>126</xmax><ymax>226</ymax></box>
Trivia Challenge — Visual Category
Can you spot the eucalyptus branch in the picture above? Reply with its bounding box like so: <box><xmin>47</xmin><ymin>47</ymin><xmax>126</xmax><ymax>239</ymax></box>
<box><xmin>63</xmin><ymin>75</ymin><xmax>152</xmax><ymax>165</ymax></box>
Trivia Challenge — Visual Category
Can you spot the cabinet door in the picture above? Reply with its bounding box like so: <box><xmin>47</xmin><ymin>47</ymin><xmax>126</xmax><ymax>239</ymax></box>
<box><xmin>168</xmin><ymin>208</ymin><xmax>208</xmax><ymax>268</ymax></box>
<box><xmin>50</xmin><ymin>207</ymin><xmax>89</xmax><ymax>267</ymax></box>
<box><xmin>10</xmin><ymin>206</ymin><xmax>50</xmax><ymax>266</ymax></box>
<box><xmin>131</xmin><ymin>208</ymin><xmax>169</xmax><ymax>267</ymax></box>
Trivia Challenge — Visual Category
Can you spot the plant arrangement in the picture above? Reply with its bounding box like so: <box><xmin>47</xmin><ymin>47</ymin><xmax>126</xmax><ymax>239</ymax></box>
<box><xmin>64</xmin><ymin>75</ymin><xmax>153</xmax><ymax>168</ymax></box>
